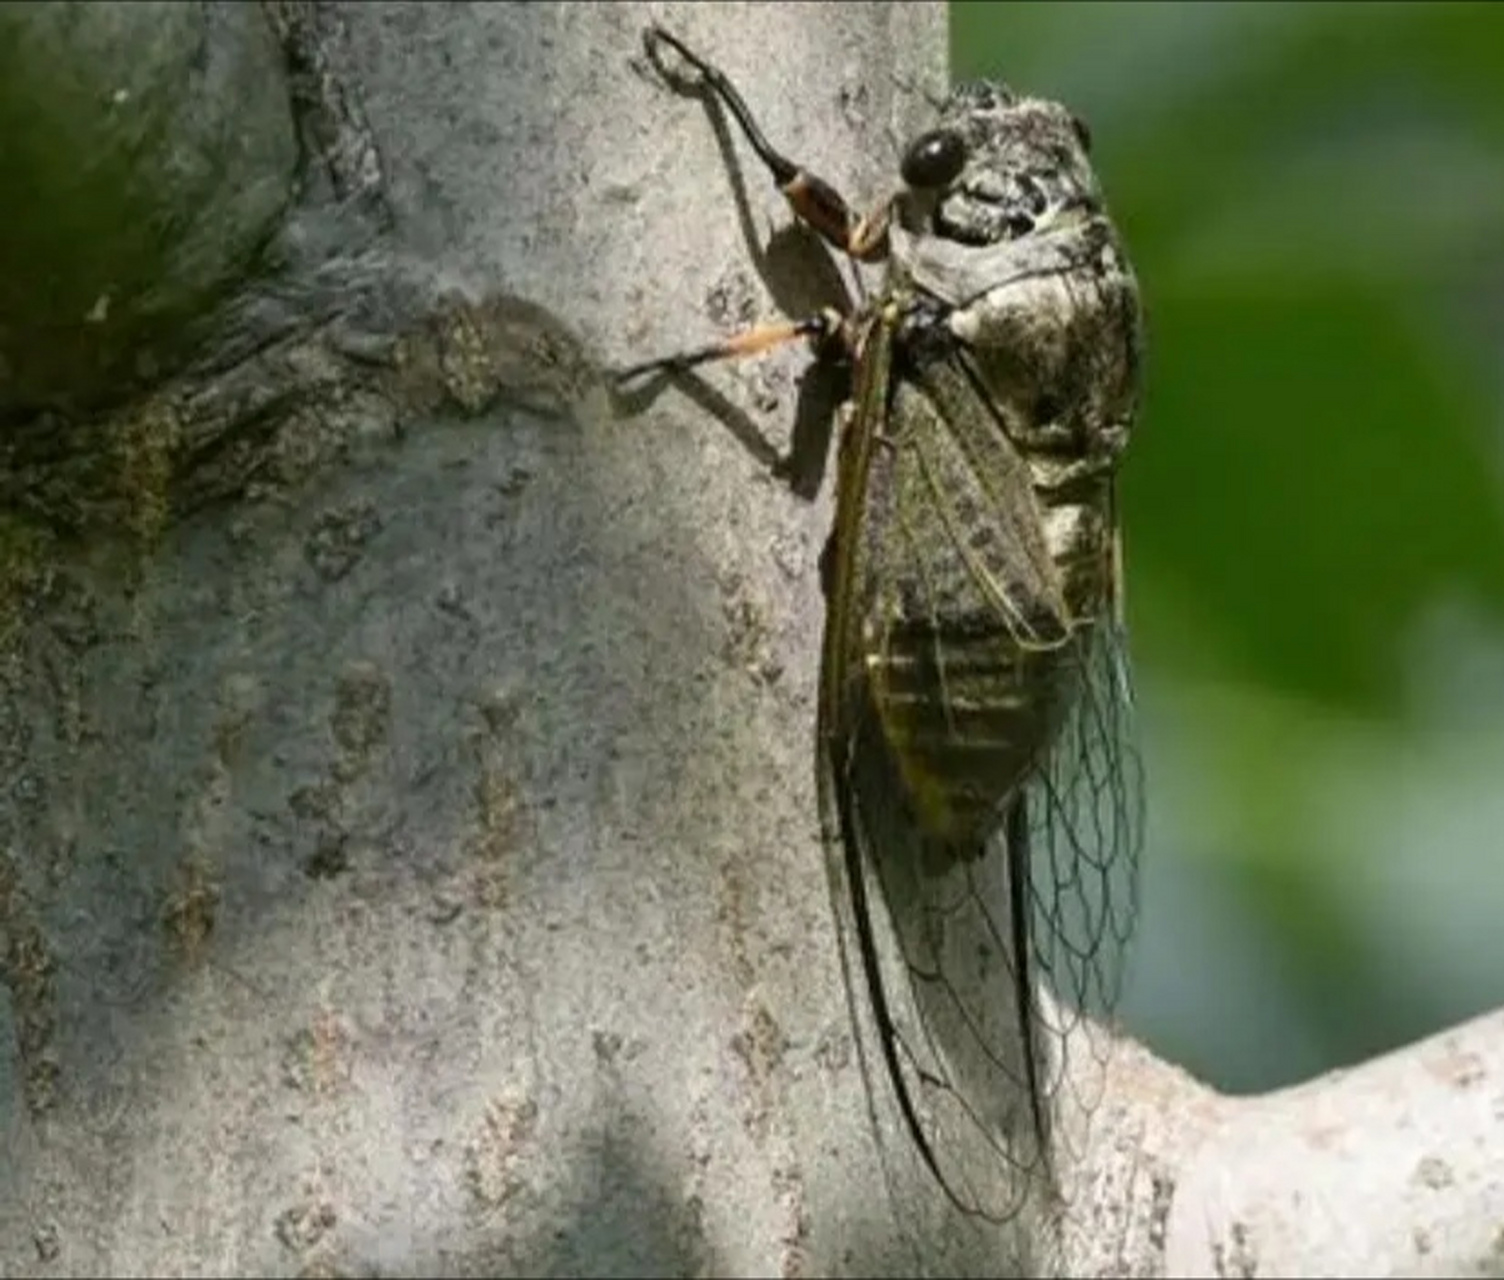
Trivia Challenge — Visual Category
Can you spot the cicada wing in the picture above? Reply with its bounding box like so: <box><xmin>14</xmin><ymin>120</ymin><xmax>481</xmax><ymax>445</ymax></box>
<box><xmin>823</xmin><ymin>623</ymin><xmax>1144</xmax><ymax>1230</ymax></box>
<box><xmin>819</xmin><ymin>311</ymin><xmax>1030</xmax><ymax>1226</ymax></box>
<box><xmin>819</xmin><ymin>328</ymin><xmax>1143</xmax><ymax>1227</ymax></box>
<box><xmin>1022</xmin><ymin>610</ymin><xmax>1145</xmax><ymax>1156</ymax></box>
<box><xmin>821</xmin><ymin>702</ymin><xmax>1047</xmax><ymax>1230</ymax></box>
<box><xmin>819</xmin><ymin>353</ymin><xmax>1054</xmax><ymax>1226</ymax></box>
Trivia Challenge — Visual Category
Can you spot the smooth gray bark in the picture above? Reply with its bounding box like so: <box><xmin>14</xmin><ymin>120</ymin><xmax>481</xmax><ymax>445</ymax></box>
<box><xmin>1</xmin><ymin>3</ymin><xmax>966</xmax><ymax>1276</ymax></box>
<box><xmin>2</xmin><ymin>3</ymin><xmax>1501</xmax><ymax>1279</ymax></box>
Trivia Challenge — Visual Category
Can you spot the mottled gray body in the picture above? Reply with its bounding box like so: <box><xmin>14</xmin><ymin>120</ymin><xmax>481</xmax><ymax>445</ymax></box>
<box><xmin>830</xmin><ymin>85</ymin><xmax>1140</xmax><ymax>850</ymax></box>
<box><xmin>815</xmin><ymin>80</ymin><xmax>1143</xmax><ymax>1228</ymax></box>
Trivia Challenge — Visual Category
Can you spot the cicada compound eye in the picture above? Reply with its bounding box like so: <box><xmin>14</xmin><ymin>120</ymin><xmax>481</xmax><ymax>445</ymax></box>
<box><xmin>900</xmin><ymin>128</ymin><xmax>967</xmax><ymax>190</ymax></box>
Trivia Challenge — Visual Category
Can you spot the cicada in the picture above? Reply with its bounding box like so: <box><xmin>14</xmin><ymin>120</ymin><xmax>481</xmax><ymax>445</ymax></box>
<box><xmin>618</xmin><ymin>28</ymin><xmax>1145</xmax><ymax>1229</ymax></box>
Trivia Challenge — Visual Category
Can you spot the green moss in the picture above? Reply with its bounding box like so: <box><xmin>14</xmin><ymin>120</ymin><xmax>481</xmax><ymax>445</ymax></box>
<box><xmin>0</xmin><ymin>3</ymin><xmax>298</xmax><ymax>417</ymax></box>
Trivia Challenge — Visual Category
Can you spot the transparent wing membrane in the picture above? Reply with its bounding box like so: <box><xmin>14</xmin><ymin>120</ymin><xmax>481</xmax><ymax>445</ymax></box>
<box><xmin>827</xmin><ymin>616</ymin><xmax>1141</xmax><ymax>1226</ymax></box>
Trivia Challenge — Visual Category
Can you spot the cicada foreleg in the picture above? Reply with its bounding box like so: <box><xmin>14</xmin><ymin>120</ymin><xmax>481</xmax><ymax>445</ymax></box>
<box><xmin>643</xmin><ymin>26</ymin><xmax>894</xmax><ymax>264</ymax></box>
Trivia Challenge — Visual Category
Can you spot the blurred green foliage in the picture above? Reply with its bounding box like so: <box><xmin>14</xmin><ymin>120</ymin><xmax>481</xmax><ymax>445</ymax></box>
<box><xmin>952</xmin><ymin>2</ymin><xmax>1504</xmax><ymax>1090</ymax></box>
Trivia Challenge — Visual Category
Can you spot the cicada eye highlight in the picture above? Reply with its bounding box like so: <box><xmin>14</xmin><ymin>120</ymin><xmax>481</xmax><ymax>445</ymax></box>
<box><xmin>900</xmin><ymin>128</ymin><xmax>967</xmax><ymax>190</ymax></box>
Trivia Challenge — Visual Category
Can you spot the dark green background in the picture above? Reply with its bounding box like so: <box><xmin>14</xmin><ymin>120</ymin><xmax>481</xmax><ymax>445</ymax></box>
<box><xmin>953</xmin><ymin>1</ymin><xmax>1504</xmax><ymax>1091</ymax></box>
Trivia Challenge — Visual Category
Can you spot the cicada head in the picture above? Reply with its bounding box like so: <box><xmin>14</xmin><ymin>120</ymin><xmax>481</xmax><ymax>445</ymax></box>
<box><xmin>895</xmin><ymin>80</ymin><xmax>1105</xmax><ymax>249</ymax></box>
<box><xmin>886</xmin><ymin>77</ymin><xmax>1142</xmax><ymax>476</ymax></box>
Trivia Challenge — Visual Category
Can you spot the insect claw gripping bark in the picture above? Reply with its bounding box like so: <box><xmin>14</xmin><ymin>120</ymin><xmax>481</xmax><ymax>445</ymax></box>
<box><xmin>621</xmin><ymin>27</ymin><xmax>1145</xmax><ymax>1233</ymax></box>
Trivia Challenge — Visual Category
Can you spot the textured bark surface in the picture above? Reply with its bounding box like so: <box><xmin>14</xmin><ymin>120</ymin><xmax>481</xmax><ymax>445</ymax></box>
<box><xmin>3</xmin><ymin>3</ymin><xmax>1502</xmax><ymax>1278</ymax></box>
<box><xmin>0</xmin><ymin>3</ymin><xmax>967</xmax><ymax>1276</ymax></box>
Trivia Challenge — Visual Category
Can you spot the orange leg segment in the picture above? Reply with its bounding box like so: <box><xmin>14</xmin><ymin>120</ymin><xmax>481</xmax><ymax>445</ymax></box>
<box><xmin>615</xmin><ymin>309</ymin><xmax>848</xmax><ymax>386</ymax></box>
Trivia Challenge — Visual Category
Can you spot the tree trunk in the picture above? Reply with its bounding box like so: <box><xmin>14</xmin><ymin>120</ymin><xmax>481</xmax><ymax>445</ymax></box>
<box><xmin>2</xmin><ymin>3</ymin><xmax>1501</xmax><ymax>1278</ymax></box>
